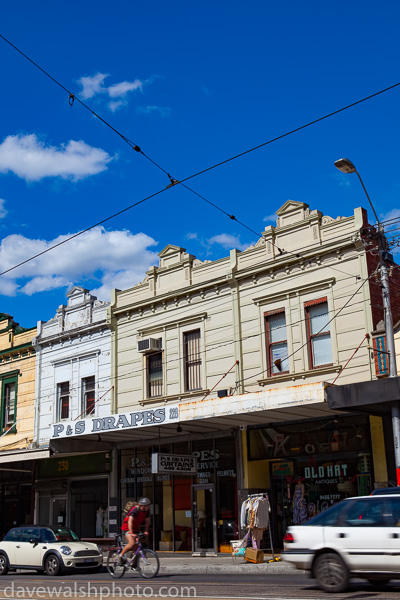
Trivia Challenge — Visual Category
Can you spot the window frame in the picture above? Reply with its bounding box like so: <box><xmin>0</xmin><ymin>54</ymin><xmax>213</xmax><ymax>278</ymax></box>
<box><xmin>57</xmin><ymin>381</ymin><xmax>70</xmax><ymax>421</ymax></box>
<box><xmin>82</xmin><ymin>375</ymin><xmax>96</xmax><ymax>416</ymax></box>
<box><xmin>1</xmin><ymin>375</ymin><xmax>18</xmax><ymax>433</ymax></box>
<box><xmin>264</xmin><ymin>309</ymin><xmax>289</xmax><ymax>377</ymax></box>
<box><xmin>304</xmin><ymin>297</ymin><xmax>332</xmax><ymax>369</ymax></box>
<box><xmin>183</xmin><ymin>329</ymin><xmax>202</xmax><ymax>391</ymax></box>
<box><xmin>147</xmin><ymin>351</ymin><xmax>163</xmax><ymax>398</ymax></box>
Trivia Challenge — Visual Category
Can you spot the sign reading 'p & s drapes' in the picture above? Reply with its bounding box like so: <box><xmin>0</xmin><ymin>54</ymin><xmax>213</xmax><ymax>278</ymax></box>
<box><xmin>151</xmin><ymin>453</ymin><xmax>197</xmax><ymax>474</ymax></box>
<box><xmin>51</xmin><ymin>405</ymin><xmax>179</xmax><ymax>439</ymax></box>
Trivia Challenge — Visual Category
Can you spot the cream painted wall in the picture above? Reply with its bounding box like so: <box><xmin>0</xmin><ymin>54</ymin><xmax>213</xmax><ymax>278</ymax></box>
<box><xmin>0</xmin><ymin>316</ymin><xmax>36</xmax><ymax>450</ymax></box>
<box><xmin>109</xmin><ymin>202</ymin><xmax>374</xmax><ymax>411</ymax></box>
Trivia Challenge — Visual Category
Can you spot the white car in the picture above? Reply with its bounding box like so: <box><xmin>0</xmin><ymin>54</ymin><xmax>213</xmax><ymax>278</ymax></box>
<box><xmin>0</xmin><ymin>526</ymin><xmax>103</xmax><ymax>576</ymax></box>
<box><xmin>283</xmin><ymin>494</ymin><xmax>400</xmax><ymax>592</ymax></box>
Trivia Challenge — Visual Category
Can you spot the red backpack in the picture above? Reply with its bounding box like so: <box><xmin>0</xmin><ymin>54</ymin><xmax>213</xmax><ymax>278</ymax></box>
<box><xmin>121</xmin><ymin>505</ymin><xmax>139</xmax><ymax>531</ymax></box>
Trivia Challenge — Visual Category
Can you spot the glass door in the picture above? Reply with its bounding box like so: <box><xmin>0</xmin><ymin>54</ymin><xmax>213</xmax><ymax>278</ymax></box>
<box><xmin>192</xmin><ymin>484</ymin><xmax>216</xmax><ymax>554</ymax></box>
<box><xmin>51</xmin><ymin>497</ymin><xmax>67</xmax><ymax>527</ymax></box>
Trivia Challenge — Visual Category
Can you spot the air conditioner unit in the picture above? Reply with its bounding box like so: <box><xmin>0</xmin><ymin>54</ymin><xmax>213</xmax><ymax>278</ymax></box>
<box><xmin>137</xmin><ymin>338</ymin><xmax>162</xmax><ymax>353</ymax></box>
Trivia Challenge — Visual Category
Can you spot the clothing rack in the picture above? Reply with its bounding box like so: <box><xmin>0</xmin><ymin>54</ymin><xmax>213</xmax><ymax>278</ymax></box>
<box><xmin>243</xmin><ymin>492</ymin><xmax>276</xmax><ymax>560</ymax></box>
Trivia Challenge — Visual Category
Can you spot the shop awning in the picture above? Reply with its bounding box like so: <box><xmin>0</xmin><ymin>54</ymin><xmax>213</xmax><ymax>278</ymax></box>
<box><xmin>0</xmin><ymin>447</ymin><xmax>50</xmax><ymax>464</ymax></box>
<box><xmin>326</xmin><ymin>377</ymin><xmax>400</xmax><ymax>416</ymax></box>
<box><xmin>49</xmin><ymin>381</ymin><xmax>338</xmax><ymax>454</ymax></box>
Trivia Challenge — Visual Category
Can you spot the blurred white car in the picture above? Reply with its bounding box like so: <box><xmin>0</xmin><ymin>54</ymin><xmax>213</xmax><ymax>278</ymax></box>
<box><xmin>0</xmin><ymin>526</ymin><xmax>102</xmax><ymax>576</ymax></box>
<box><xmin>283</xmin><ymin>494</ymin><xmax>400</xmax><ymax>592</ymax></box>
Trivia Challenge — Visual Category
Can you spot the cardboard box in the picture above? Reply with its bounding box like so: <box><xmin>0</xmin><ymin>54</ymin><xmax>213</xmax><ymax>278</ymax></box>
<box><xmin>245</xmin><ymin>548</ymin><xmax>264</xmax><ymax>563</ymax></box>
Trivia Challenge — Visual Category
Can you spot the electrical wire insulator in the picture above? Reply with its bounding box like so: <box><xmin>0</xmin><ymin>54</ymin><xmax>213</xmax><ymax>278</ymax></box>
<box><xmin>68</xmin><ymin>93</ymin><xmax>74</xmax><ymax>106</ymax></box>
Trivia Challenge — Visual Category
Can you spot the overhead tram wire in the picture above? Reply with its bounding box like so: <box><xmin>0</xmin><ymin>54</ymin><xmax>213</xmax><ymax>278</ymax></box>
<box><xmin>1</xmin><ymin>34</ymin><xmax>400</xmax><ymax>272</ymax></box>
<box><xmin>236</xmin><ymin>272</ymin><xmax>375</xmax><ymax>387</ymax></box>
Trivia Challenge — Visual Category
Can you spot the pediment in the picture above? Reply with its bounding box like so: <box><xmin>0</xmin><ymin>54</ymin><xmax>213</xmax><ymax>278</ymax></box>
<box><xmin>67</xmin><ymin>286</ymin><xmax>90</xmax><ymax>297</ymax></box>
<box><xmin>158</xmin><ymin>245</ymin><xmax>186</xmax><ymax>258</ymax></box>
<box><xmin>276</xmin><ymin>200</ymin><xmax>308</xmax><ymax>216</ymax></box>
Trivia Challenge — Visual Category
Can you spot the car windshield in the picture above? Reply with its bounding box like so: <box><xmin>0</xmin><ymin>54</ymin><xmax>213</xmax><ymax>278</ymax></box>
<box><xmin>49</xmin><ymin>526</ymin><xmax>80</xmax><ymax>541</ymax></box>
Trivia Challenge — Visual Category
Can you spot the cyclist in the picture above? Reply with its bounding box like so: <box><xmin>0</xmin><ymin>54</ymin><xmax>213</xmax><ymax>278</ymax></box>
<box><xmin>118</xmin><ymin>497</ymin><xmax>151</xmax><ymax>565</ymax></box>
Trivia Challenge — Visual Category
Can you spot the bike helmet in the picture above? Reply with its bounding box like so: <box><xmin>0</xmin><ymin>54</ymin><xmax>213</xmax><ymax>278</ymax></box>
<box><xmin>138</xmin><ymin>497</ymin><xmax>151</xmax><ymax>506</ymax></box>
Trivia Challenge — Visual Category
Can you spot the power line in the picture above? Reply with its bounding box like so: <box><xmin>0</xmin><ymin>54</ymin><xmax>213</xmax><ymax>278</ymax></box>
<box><xmin>236</xmin><ymin>272</ymin><xmax>374</xmax><ymax>386</ymax></box>
<box><xmin>0</xmin><ymin>33</ymin><xmax>263</xmax><ymax>242</ymax></box>
<box><xmin>1</xmin><ymin>33</ymin><xmax>400</xmax><ymax>274</ymax></box>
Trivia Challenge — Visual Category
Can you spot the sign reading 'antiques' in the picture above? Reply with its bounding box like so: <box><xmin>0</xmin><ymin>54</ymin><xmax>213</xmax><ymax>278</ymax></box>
<box><xmin>151</xmin><ymin>453</ymin><xmax>197</xmax><ymax>474</ymax></box>
<box><xmin>51</xmin><ymin>405</ymin><xmax>180</xmax><ymax>439</ymax></box>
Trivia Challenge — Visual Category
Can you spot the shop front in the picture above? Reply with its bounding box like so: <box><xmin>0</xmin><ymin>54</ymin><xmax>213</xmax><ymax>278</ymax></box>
<box><xmin>0</xmin><ymin>462</ymin><xmax>34</xmax><ymax>539</ymax></box>
<box><xmin>35</xmin><ymin>453</ymin><xmax>110</xmax><ymax>538</ymax></box>
<box><xmin>246</xmin><ymin>414</ymin><xmax>374</xmax><ymax>549</ymax></box>
<box><xmin>119</xmin><ymin>433</ymin><xmax>239</xmax><ymax>554</ymax></box>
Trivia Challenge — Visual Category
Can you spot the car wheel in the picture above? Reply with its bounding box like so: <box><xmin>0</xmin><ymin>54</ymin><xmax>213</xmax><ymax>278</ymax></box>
<box><xmin>0</xmin><ymin>555</ymin><xmax>8</xmax><ymax>576</ymax></box>
<box><xmin>314</xmin><ymin>552</ymin><xmax>349</xmax><ymax>593</ymax></box>
<box><xmin>44</xmin><ymin>554</ymin><xmax>62</xmax><ymax>576</ymax></box>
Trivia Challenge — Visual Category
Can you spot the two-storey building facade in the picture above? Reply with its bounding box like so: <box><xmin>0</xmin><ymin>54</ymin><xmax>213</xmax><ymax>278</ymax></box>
<box><xmin>33</xmin><ymin>287</ymin><xmax>112</xmax><ymax>538</ymax></box>
<box><xmin>48</xmin><ymin>201</ymin><xmax>400</xmax><ymax>551</ymax></box>
<box><xmin>0</xmin><ymin>313</ymin><xmax>37</xmax><ymax>537</ymax></box>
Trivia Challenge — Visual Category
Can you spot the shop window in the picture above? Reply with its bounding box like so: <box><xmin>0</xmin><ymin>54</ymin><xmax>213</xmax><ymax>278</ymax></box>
<box><xmin>82</xmin><ymin>376</ymin><xmax>95</xmax><ymax>416</ymax></box>
<box><xmin>265</xmin><ymin>310</ymin><xmax>289</xmax><ymax>375</ymax></box>
<box><xmin>148</xmin><ymin>352</ymin><xmax>163</xmax><ymax>398</ymax></box>
<box><xmin>305</xmin><ymin>299</ymin><xmax>332</xmax><ymax>368</ymax></box>
<box><xmin>1</xmin><ymin>377</ymin><xmax>17</xmax><ymax>433</ymax></box>
<box><xmin>57</xmin><ymin>382</ymin><xmax>70</xmax><ymax>420</ymax></box>
<box><xmin>184</xmin><ymin>329</ymin><xmax>201</xmax><ymax>391</ymax></box>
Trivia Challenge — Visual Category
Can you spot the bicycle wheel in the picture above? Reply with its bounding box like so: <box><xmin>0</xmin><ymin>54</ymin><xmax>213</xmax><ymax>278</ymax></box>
<box><xmin>106</xmin><ymin>550</ymin><xmax>126</xmax><ymax>579</ymax></box>
<box><xmin>137</xmin><ymin>549</ymin><xmax>160</xmax><ymax>579</ymax></box>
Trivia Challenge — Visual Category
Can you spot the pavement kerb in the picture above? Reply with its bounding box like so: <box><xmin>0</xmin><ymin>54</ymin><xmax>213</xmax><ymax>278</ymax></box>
<box><xmin>102</xmin><ymin>553</ymin><xmax>302</xmax><ymax>575</ymax></box>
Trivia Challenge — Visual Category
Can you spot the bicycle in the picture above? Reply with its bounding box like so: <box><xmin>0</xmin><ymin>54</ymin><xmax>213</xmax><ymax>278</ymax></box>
<box><xmin>107</xmin><ymin>533</ymin><xmax>160</xmax><ymax>579</ymax></box>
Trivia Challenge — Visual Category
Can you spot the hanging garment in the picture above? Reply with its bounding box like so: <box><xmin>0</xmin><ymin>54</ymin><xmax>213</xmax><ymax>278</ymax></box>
<box><xmin>254</xmin><ymin>497</ymin><xmax>270</xmax><ymax>528</ymax></box>
<box><xmin>251</xmin><ymin>527</ymin><xmax>264</xmax><ymax>549</ymax></box>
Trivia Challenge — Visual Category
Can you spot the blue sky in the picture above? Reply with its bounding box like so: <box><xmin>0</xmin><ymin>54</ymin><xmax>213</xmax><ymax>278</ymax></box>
<box><xmin>1</xmin><ymin>0</ymin><xmax>400</xmax><ymax>328</ymax></box>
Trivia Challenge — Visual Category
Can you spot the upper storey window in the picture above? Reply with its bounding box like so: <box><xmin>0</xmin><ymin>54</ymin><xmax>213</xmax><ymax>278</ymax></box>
<box><xmin>148</xmin><ymin>353</ymin><xmax>163</xmax><ymax>398</ymax></box>
<box><xmin>305</xmin><ymin>298</ymin><xmax>332</xmax><ymax>368</ymax></box>
<box><xmin>184</xmin><ymin>329</ymin><xmax>202</xmax><ymax>391</ymax></box>
<box><xmin>265</xmin><ymin>311</ymin><xmax>289</xmax><ymax>375</ymax></box>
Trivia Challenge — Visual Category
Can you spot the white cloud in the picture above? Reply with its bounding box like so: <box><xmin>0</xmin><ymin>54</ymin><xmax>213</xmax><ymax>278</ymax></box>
<box><xmin>263</xmin><ymin>213</ymin><xmax>277</xmax><ymax>223</ymax></box>
<box><xmin>380</xmin><ymin>208</ymin><xmax>400</xmax><ymax>224</ymax></box>
<box><xmin>0</xmin><ymin>198</ymin><xmax>7</xmax><ymax>218</ymax></box>
<box><xmin>108</xmin><ymin>100</ymin><xmax>127</xmax><ymax>113</ymax></box>
<box><xmin>185</xmin><ymin>232</ymin><xmax>198</xmax><ymax>240</ymax></box>
<box><xmin>21</xmin><ymin>276</ymin><xmax>72</xmax><ymax>296</ymax></box>
<box><xmin>0</xmin><ymin>134</ymin><xmax>112</xmax><ymax>182</ymax></box>
<box><xmin>0</xmin><ymin>227</ymin><xmax>159</xmax><ymax>298</ymax></box>
<box><xmin>108</xmin><ymin>80</ymin><xmax>143</xmax><ymax>98</ymax></box>
<box><xmin>207</xmin><ymin>233</ymin><xmax>249</xmax><ymax>251</ymax></box>
<box><xmin>78</xmin><ymin>73</ymin><xmax>109</xmax><ymax>99</ymax></box>
<box><xmin>136</xmin><ymin>105</ymin><xmax>172</xmax><ymax>118</ymax></box>
<box><xmin>78</xmin><ymin>73</ymin><xmax>154</xmax><ymax>111</ymax></box>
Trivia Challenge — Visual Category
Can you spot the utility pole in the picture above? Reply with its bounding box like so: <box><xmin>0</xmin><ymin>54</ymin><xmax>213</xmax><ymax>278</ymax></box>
<box><xmin>335</xmin><ymin>158</ymin><xmax>400</xmax><ymax>485</ymax></box>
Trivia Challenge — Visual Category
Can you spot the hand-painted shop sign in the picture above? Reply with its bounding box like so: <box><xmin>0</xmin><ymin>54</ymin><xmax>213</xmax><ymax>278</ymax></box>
<box><xmin>151</xmin><ymin>453</ymin><xmax>197</xmax><ymax>474</ymax></box>
<box><xmin>51</xmin><ymin>405</ymin><xmax>180</xmax><ymax>439</ymax></box>
<box><xmin>304</xmin><ymin>464</ymin><xmax>348</xmax><ymax>480</ymax></box>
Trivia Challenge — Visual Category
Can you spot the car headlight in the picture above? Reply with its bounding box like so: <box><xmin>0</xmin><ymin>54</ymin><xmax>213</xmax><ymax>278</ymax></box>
<box><xmin>60</xmin><ymin>546</ymin><xmax>72</xmax><ymax>555</ymax></box>
<box><xmin>97</xmin><ymin>545</ymin><xmax>102</xmax><ymax>553</ymax></box>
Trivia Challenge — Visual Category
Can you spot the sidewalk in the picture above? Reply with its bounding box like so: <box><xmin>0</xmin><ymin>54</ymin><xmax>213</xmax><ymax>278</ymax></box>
<box><xmin>103</xmin><ymin>552</ymin><xmax>300</xmax><ymax>575</ymax></box>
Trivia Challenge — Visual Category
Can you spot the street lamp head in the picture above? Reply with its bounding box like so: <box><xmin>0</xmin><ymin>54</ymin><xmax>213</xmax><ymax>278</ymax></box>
<box><xmin>334</xmin><ymin>158</ymin><xmax>357</xmax><ymax>174</ymax></box>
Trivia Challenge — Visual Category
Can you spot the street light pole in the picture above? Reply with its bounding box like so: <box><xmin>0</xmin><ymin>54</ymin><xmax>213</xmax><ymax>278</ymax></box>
<box><xmin>335</xmin><ymin>158</ymin><xmax>400</xmax><ymax>485</ymax></box>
